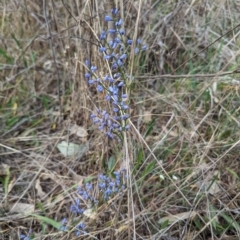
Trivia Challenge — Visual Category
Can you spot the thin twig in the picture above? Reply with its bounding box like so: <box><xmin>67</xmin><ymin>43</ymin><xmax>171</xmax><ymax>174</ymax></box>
<box><xmin>43</xmin><ymin>0</ymin><xmax>62</xmax><ymax>119</ymax></box>
<box><xmin>136</xmin><ymin>69</ymin><xmax>240</xmax><ymax>80</ymax></box>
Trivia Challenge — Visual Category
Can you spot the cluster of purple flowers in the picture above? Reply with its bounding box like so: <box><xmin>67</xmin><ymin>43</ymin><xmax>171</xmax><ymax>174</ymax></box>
<box><xmin>20</xmin><ymin>229</ymin><xmax>32</xmax><ymax>240</ymax></box>
<box><xmin>98</xmin><ymin>171</ymin><xmax>126</xmax><ymax>200</ymax></box>
<box><xmin>58</xmin><ymin>218</ymin><xmax>86</xmax><ymax>236</ymax></box>
<box><xmin>85</xmin><ymin>8</ymin><xmax>147</xmax><ymax>139</ymax></box>
<box><xmin>69</xmin><ymin>182</ymin><xmax>98</xmax><ymax>215</ymax></box>
<box><xmin>62</xmin><ymin>170</ymin><xmax>126</xmax><ymax>236</ymax></box>
<box><xmin>75</xmin><ymin>222</ymin><xmax>87</xmax><ymax>237</ymax></box>
<box><xmin>70</xmin><ymin>171</ymin><xmax>126</xmax><ymax>212</ymax></box>
<box><xmin>20</xmin><ymin>235</ymin><xmax>30</xmax><ymax>240</ymax></box>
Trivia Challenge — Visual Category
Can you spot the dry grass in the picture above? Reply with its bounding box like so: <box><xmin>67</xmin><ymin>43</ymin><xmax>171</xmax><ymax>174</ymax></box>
<box><xmin>0</xmin><ymin>0</ymin><xmax>240</xmax><ymax>239</ymax></box>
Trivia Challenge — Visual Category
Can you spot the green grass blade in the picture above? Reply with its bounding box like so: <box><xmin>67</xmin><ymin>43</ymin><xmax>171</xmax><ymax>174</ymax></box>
<box><xmin>31</xmin><ymin>214</ymin><xmax>62</xmax><ymax>230</ymax></box>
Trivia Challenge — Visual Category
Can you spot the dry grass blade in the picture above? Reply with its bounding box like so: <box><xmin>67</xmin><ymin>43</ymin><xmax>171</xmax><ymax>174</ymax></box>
<box><xmin>0</xmin><ymin>0</ymin><xmax>240</xmax><ymax>239</ymax></box>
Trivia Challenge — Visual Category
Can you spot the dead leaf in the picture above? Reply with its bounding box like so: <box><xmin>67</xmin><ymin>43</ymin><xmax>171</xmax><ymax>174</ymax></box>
<box><xmin>83</xmin><ymin>208</ymin><xmax>97</xmax><ymax>219</ymax></box>
<box><xmin>162</xmin><ymin>125</ymin><xmax>178</xmax><ymax>137</ymax></box>
<box><xmin>57</xmin><ymin>141</ymin><xmax>87</xmax><ymax>157</ymax></box>
<box><xmin>52</xmin><ymin>122</ymin><xmax>57</xmax><ymax>130</ymax></box>
<box><xmin>8</xmin><ymin>176</ymin><xmax>16</xmax><ymax>193</ymax></box>
<box><xmin>43</xmin><ymin>60</ymin><xmax>52</xmax><ymax>70</ymax></box>
<box><xmin>12</xmin><ymin>102</ymin><xmax>17</xmax><ymax>115</ymax></box>
<box><xmin>46</xmin><ymin>193</ymin><xmax>65</xmax><ymax>207</ymax></box>
<box><xmin>75</xmin><ymin>174</ymin><xmax>84</xmax><ymax>185</ymax></box>
<box><xmin>35</xmin><ymin>178</ymin><xmax>47</xmax><ymax>199</ymax></box>
<box><xmin>158</xmin><ymin>211</ymin><xmax>197</xmax><ymax>224</ymax></box>
<box><xmin>40</xmin><ymin>172</ymin><xmax>55</xmax><ymax>181</ymax></box>
<box><xmin>0</xmin><ymin>164</ymin><xmax>9</xmax><ymax>176</ymax></box>
<box><xmin>115</xmin><ymin>224</ymin><xmax>128</xmax><ymax>235</ymax></box>
<box><xmin>69</xmin><ymin>124</ymin><xmax>88</xmax><ymax>138</ymax></box>
<box><xmin>192</xmin><ymin>170</ymin><xmax>221</xmax><ymax>195</ymax></box>
<box><xmin>143</xmin><ymin>110</ymin><xmax>152</xmax><ymax>123</ymax></box>
<box><xmin>10</xmin><ymin>203</ymin><xmax>34</xmax><ymax>214</ymax></box>
<box><xmin>145</xmin><ymin>135</ymin><xmax>161</xmax><ymax>143</ymax></box>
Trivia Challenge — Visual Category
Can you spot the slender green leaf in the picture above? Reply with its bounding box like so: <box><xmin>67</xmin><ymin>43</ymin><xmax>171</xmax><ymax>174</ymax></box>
<box><xmin>3</xmin><ymin>166</ymin><xmax>10</xmax><ymax>197</ymax></box>
<box><xmin>84</xmin><ymin>176</ymin><xmax>96</xmax><ymax>183</ymax></box>
<box><xmin>11</xmin><ymin>33</ymin><xmax>22</xmax><ymax>49</ymax></box>
<box><xmin>226</xmin><ymin>168</ymin><xmax>239</xmax><ymax>180</ymax></box>
<box><xmin>140</xmin><ymin>161</ymin><xmax>155</xmax><ymax>179</ymax></box>
<box><xmin>221</xmin><ymin>212</ymin><xmax>240</xmax><ymax>232</ymax></box>
<box><xmin>31</xmin><ymin>214</ymin><xmax>62</xmax><ymax>229</ymax></box>
<box><xmin>144</xmin><ymin>118</ymin><xmax>155</xmax><ymax>138</ymax></box>
<box><xmin>209</xmin><ymin>204</ymin><xmax>217</xmax><ymax>230</ymax></box>
<box><xmin>160</xmin><ymin>220</ymin><xmax>169</xmax><ymax>229</ymax></box>
<box><xmin>0</xmin><ymin>48</ymin><xmax>13</xmax><ymax>63</ymax></box>
<box><xmin>108</xmin><ymin>155</ymin><xmax>115</xmax><ymax>172</ymax></box>
<box><xmin>133</xmin><ymin>147</ymin><xmax>144</xmax><ymax>173</ymax></box>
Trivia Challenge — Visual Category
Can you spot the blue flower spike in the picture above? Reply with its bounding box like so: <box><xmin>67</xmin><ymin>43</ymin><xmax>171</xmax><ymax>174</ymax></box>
<box><xmin>85</xmin><ymin>7</ymin><xmax>147</xmax><ymax>140</ymax></box>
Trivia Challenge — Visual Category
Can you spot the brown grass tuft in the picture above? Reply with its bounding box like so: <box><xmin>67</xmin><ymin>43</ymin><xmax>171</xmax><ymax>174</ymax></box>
<box><xmin>0</xmin><ymin>0</ymin><xmax>240</xmax><ymax>239</ymax></box>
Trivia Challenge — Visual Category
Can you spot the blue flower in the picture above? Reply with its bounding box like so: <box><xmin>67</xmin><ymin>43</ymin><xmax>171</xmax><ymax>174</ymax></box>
<box><xmin>90</xmin><ymin>65</ymin><xmax>97</xmax><ymax>72</ymax></box>
<box><xmin>104</xmin><ymin>55</ymin><xmax>111</xmax><ymax>60</ymax></box>
<box><xmin>88</xmin><ymin>79</ymin><xmax>95</xmax><ymax>84</ymax></box>
<box><xmin>85</xmin><ymin>60</ymin><xmax>90</xmax><ymax>66</ymax></box>
<box><xmin>120</xmin><ymin>53</ymin><xmax>127</xmax><ymax>60</ymax></box>
<box><xmin>127</xmin><ymin>39</ymin><xmax>133</xmax><ymax>45</ymax></box>
<box><xmin>109</xmin><ymin>40</ymin><xmax>117</xmax><ymax>49</ymax></box>
<box><xmin>106</xmin><ymin>131</ymin><xmax>114</xmax><ymax>139</ymax></box>
<box><xmin>113</xmin><ymin>123</ymin><xmax>119</xmax><ymax>128</ymax></box>
<box><xmin>104</xmin><ymin>187</ymin><xmax>113</xmax><ymax>199</ymax></box>
<box><xmin>109</xmin><ymin>85</ymin><xmax>118</xmax><ymax>94</ymax></box>
<box><xmin>86</xmin><ymin>182</ymin><xmax>93</xmax><ymax>191</ymax></box>
<box><xmin>114</xmin><ymin>73</ymin><xmax>121</xmax><ymax>78</ymax></box>
<box><xmin>76</xmin><ymin>222</ymin><xmax>87</xmax><ymax>236</ymax></box>
<box><xmin>117</xmin><ymin>81</ymin><xmax>124</xmax><ymax>87</ymax></box>
<box><xmin>20</xmin><ymin>235</ymin><xmax>30</xmax><ymax>240</ymax></box>
<box><xmin>93</xmin><ymin>118</ymin><xmax>99</xmax><ymax>124</ymax></box>
<box><xmin>84</xmin><ymin>72</ymin><xmax>90</xmax><ymax>78</ymax></box>
<box><xmin>125</xmin><ymin>125</ymin><xmax>130</xmax><ymax>130</ymax></box>
<box><xmin>105</xmin><ymin>15</ymin><xmax>112</xmax><ymax>21</ymax></box>
<box><xmin>105</xmin><ymin>94</ymin><xmax>111</xmax><ymax>101</ymax></box>
<box><xmin>99</xmin><ymin>46</ymin><xmax>106</xmax><ymax>52</ymax></box>
<box><xmin>70</xmin><ymin>198</ymin><xmax>85</xmax><ymax>214</ymax></box>
<box><xmin>99</xmin><ymin>181</ymin><xmax>106</xmax><ymax>189</ymax></box>
<box><xmin>112</xmin><ymin>62</ymin><xmax>118</xmax><ymax>69</ymax></box>
<box><xmin>99</xmin><ymin>174</ymin><xmax>107</xmax><ymax>181</ymax></box>
<box><xmin>77</xmin><ymin>222</ymin><xmax>86</xmax><ymax>229</ymax></box>
<box><xmin>117</xmin><ymin>59</ymin><xmax>123</xmax><ymax>66</ymax></box>
<box><xmin>20</xmin><ymin>229</ymin><xmax>32</xmax><ymax>240</ymax></box>
<box><xmin>115</xmin><ymin>19</ymin><xmax>123</xmax><ymax>27</ymax></box>
<box><xmin>109</xmin><ymin>29</ymin><xmax>116</xmax><ymax>34</ymax></box>
<box><xmin>119</xmin><ymin>29</ymin><xmax>125</xmax><ymax>35</ymax></box>
<box><xmin>121</xmin><ymin>114</ymin><xmax>130</xmax><ymax>120</ymax></box>
<box><xmin>135</xmin><ymin>47</ymin><xmax>139</xmax><ymax>54</ymax></box>
<box><xmin>82</xmin><ymin>190</ymin><xmax>90</xmax><ymax>200</ymax></box>
<box><xmin>108</xmin><ymin>76</ymin><xmax>114</xmax><ymax>82</ymax></box>
<box><xmin>59</xmin><ymin>218</ymin><xmax>68</xmax><ymax>231</ymax></box>
<box><xmin>114</xmin><ymin>38</ymin><xmax>121</xmax><ymax>43</ymax></box>
<box><xmin>100</xmin><ymin>30</ymin><xmax>107</xmax><ymax>40</ymax></box>
<box><xmin>111</xmin><ymin>8</ymin><xmax>119</xmax><ymax>15</ymax></box>
<box><xmin>96</xmin><ymin>84</ymin><xmax>104</xmax><ymax>92</ymax></box>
